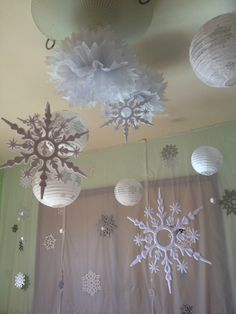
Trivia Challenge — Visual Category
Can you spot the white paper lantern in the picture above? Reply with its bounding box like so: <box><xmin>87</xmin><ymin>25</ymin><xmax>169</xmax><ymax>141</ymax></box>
<box><xmin>190</xmin><ymin>12</ymin><xmax>236</xmax><ymax>87</ymax></box>
<box><xmin>191</xmin><ymin>146</ymin><xmax>223</xmax><ymax>176</ymax></box>
<box><xmin>32</xmin><ymin>170</ymin><xmax>81</xmax><ymax>208</ymax></box>
<box><xmin>114</xmin><ymin>178</ymin><xmax>143</xmax><ymax>206</ymax></box>
<box><xmin>31</xmin><ymin>0</ymin><xmax>155</xmax><ymax>41</ymax></box>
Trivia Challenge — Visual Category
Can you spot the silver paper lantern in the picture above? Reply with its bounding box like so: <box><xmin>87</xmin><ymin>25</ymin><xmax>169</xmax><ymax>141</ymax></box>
<box><xmin>31</xmin><ymin>0</ymin><xmax>155</xmax><ymax>41</ymax></box>
<box><xmin>191</xmin><ymin>146</ymin><xmax>223</xmax><ymax>176</ymax></box>
<box><xmin>190</xmin><ymin>12</ymin><xmax>236</xmax><ymax>87</ymax></box>
<box><xmin>32</xmin><ymin>170</ymin><xmax>81</xmax><ymax>208</ymax></box>
<box><xmin>114</xmin><ymin>178</ymin><xmax>143</xmax><ymax>206</ymax></box>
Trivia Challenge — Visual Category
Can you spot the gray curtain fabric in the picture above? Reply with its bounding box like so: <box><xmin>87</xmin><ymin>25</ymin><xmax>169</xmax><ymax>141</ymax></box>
<box><xmin>33</xmin><ymin>175</ymin><xmax>234</xmax><ymax>314</ymax></box>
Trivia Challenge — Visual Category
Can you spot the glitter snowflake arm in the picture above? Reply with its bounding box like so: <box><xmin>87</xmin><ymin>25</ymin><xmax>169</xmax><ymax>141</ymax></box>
<box><xmin>161</xmin><ymin>252</ymin><xmax>173</xmax><ymax>294</ymax></box>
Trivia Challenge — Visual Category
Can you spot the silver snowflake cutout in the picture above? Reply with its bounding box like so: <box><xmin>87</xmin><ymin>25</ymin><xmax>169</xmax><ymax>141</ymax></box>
<box><xmin>101</xmin><ymin>93</ymin><xmax>163</xmax><ymax>143</ymax></box>
<box><xmin>97</xmin><ymin>214</ymin><xmax>117</xmax><ymax>237</ymax></box>
<box><xmin>127</xmin><ymin>188</ymin><xmax>211</xmax><ymax>294</ymax></box>
<box><xmin>15</xmin><ymin>272</ymin><xmax>25</xmax><ymax>289</ymax></box>
<box><xmin>0</xmin><ymin>102</ymin><xmax>88</xmax><ymax>199</ymax></box>
<box><xmin>43</xmin><ymin>234</ymin><xmax>56</xmax><ymax>250</ymax></box>
<box><xmin>82</xmin><ymin>270</ymin><xmax>102</xmax><ymax>296</ymax></box>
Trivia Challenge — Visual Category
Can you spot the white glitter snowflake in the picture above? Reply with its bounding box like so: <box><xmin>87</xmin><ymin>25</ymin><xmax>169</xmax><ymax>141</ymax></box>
<box><xmin>15</xmin><ymin>272</ymin><xmax>25</xmax><ymax>289</ymax></box>
<box><xmin>43</xmin><ymin>234</ymin><xmax>56</xmax><ymax>250</ymax></box>
<box><xmin>97</xmin><ymin>214</ymin><xmax>117</xmax><ymax>237</ymax></box>
<box><xmin>82</xmin><ymin>270</ymin><xmax>102</xmax><ymax>296</ymax></box>
<box><xmin>127</xmin><ymin>188</ymin><xmax>211</xmax><ymax>294</ymax></box>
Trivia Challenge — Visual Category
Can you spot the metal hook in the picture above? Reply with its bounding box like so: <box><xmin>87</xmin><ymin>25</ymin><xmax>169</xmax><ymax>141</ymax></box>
<box><xmin>45</xmin><ymin>39</ymin><xmax>56</xmax><ymax>50</ymax></box>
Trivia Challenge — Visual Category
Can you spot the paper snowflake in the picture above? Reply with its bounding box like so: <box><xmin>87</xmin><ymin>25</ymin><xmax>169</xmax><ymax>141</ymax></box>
<box><xmin>161</xmin><ymin>144</ymin><xmax>178</xmax><ymax>169</ymax></box>
<box><xmin>43</xmin><ymin>234</ymin><xmax>56</xmax><ymax>250</ymax></box>
<box><xmin>0</xmin><ymin>102</ymin><xmax>88</xmax><ymax>199</ymax></box>
<box><xmin>15</xmin><ymin>272</ymin><xmax>30</xmax><ymax>290</ymax></box>
<box><xmin>82</xmin><ymin>270</ymin><xmax>102</xmax><ymax>296</ymax></box>
<box><xmin>97</xmin><ymin>214</ymin><xmax>117</xmax><ymax>237</ymax></box>
<box><xmin>127</xmin><ymin>188</ymin><xmax>211</xmax><ymax>294</ymax></box>
<box><xmin>12</xmin><ymin>224</ymin><xmax>18</xmax><ymax>232</ymax></box>
<box><xmin>19</xmin><ymin>239</ymin><xmax>24</xmax><ymax>252</ymax></box>
<box><xmin>17</xmin><ymin>208</ymin><xmax>29</xmax><ymax>221</ymax></box>
<box><xmin>219</xmin><ymin>189</ymin><xmax>236</xmax><ymax>215</ymax></box>
<box><xmin>180</xmin><ymin>304</ymin><xmax>193</xmax><ymax>314</ymax></box>
<box><xmin>101</xmin><ymin>92</ymin><xmax>164</xmax><ymax>143</ymax></box>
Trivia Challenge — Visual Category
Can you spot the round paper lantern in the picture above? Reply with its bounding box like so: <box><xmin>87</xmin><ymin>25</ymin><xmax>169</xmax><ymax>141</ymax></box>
<box><xmin>191</xmin><ymin>146</ymin><xmax>223</xmax><ymax>176</ymax></box>
<box><xmin>31</xmin><ymin>0</ymin><xmax>155</xmax><ymax>41</ymax></box>
<box><xmin>53</xmin><ymin>110</ymin><xmax>89</xmax><ymax>152</ymax></box>
<box><xmin>114</xmin><ymin>178</ymin><xmax>143</xmax><ymax>206</ymax></box>
<box><xmin>32</xmin><ymin>170</ymin><xmax>81</xmax><ymax>208</ymax></box>
<box><xmin>190</xmin><ymin>12</ymin><xmax>236</xmax><ymax>87</ymax></box>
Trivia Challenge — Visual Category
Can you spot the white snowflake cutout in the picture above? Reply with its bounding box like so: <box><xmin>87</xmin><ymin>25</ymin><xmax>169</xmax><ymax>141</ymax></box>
<box><xmin>15</xmin><ymin>272</ymin><xmax>25</xmax><ymax>289</ymax></box>
<box><xmin>127</xmin><ymin>188</ymin><xmax>211</xmax><ymax>294</ymax></box>
<box><xmin>82</xmin><ymin>270</ymin><xmax>102</xmax><ymax>296</ymax></box>
<box><xmin>43</xmin><ymin>234</ymin><xmax>56</xmax><ymax>250</ymax></box>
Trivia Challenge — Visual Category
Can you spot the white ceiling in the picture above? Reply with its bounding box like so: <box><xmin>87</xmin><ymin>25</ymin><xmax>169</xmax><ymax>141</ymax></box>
<box><xmin>0</xmin><ymin>0</ymin><xmax>236</xmax><ymax>163</ymax></box>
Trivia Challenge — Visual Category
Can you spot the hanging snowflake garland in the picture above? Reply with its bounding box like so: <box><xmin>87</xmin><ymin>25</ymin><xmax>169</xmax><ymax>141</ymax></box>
<box><xmin>219</xmin><ymin>189</ymin><xmax>236</xmax><ymax>215</ymax></box>
<box><xmin>43</xmin><ymin>234</ymin><xmax>56</xmax><ymax>250</ymax></box>
<box><xmin>82</xmin><ymin>270</ymin><xmax>102</xmax><ymax>296</ymax></box>
<box><xmin>0</xmin><ymin>102</ymin><xmax>88</xmax><ymax>199</ymax></box>
<box><xmin>180</xmin><ymin>304</ymin><xmax>193</xmax><ymax>314</ymax></box>
<box><xmin>47</xmin><ymin>28</ymin><xmax>139</xmax><ymax>107</ymax></box>
<box><xmin>97</xmin><ymin>214</ymin><xmax>117</xmax><ymax>237</ymax></box>
<box><xmin>127</xmin><ymin>189</ymin><xmax>211</xmax><ymax>294</ymax></box>
<box><xmin>161</xmin><ymin>144</ymin><xmax>179</xmax><ymax>169</ymax></box>
<box><xmin>15</xmin><ymin>273</ymin><xmax>30</xmax><ymax>290</ymax></box>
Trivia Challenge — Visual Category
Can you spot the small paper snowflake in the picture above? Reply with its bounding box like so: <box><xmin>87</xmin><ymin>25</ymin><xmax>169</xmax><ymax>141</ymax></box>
<box><xmin>15</xmin><ymin>272</ymin><xmax>25</xmax><ymax>289</ymax></box>
<box><xmin>219</xmin><ymin>189</ymin><xmax>236</xmax><ymax>215</ymax></box>
<box><xmin>12</xmin><ymin>224</ymin><xmax>18</xmax><ymax>232</ymax></box>
<box><xmin>128</xmin><ymin>188</ymin><xmax>211</xmax><ymax>294</ymax></box>
<box><xmin>161</xmin><ymin>144</ymin><xmax>178</xmax><ymax>169</ymax></box>
<box><xmin>19</xmin><ymin>239</ymin><xmax>24</xmax><ymax>252</ymax></box>
<box><xmin>17</xmin><ymin>208</ymin><xmax>29</xmax><ymax>221</ymax></box>
<box><xmin>97</xmin><ymin>215</ymin><xmax>117</xmax><ymax>237</ymax></box>
<box><xmin>180</xmin><ymin>304</ymin><xmax>193</xmax><ymax>314</ymax></box>
<box><xmin>82</xmin><ymin>270</ymin><xmax>102</xmax><ymax>296</ymax></box>
<box><xmin>43</xmin><ymin>234</ymin><xmax>56</xmax><ymax>250</ymax></box>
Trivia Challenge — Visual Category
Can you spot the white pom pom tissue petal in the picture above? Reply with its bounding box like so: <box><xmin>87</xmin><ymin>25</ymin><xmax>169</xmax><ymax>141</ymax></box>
<box><xmin>191</xmin><ymin>146</ymin><xmax>223</xmax><ymax>176</ymax></box>
<box><xmin>47</xmin><ymin>28</ymin><xmax>139</xmax><ymax>107</ymax></box>
<box><xmin>190</xmin><ymin>12</ymin><xmax>236</xmax><ymax>87</ymax></box>
<box><xmin>114</xmin><ymin>178</ymin><xmax>143</xmax><ymax>206</ymax></box>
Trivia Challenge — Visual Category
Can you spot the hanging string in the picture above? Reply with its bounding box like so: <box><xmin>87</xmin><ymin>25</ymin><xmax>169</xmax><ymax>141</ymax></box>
<box><xmin>59</xmin><ymin>207</ymin><xmax>66</xmax><ymax>314</ymax></box>
<box><xmin>143</xmin><ymin>138</ymin><xmax>150</xmax><ymax>207</ymax></box>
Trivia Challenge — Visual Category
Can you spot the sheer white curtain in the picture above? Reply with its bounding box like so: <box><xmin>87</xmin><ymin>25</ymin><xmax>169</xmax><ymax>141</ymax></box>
<box><xmin>33</xmin><ymin>175</ymin><xmax>234</xmax><ymax>314</ymax></box>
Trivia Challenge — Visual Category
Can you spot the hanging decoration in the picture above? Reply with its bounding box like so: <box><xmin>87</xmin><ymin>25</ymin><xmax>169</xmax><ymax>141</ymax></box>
<box><xmin>31</xmin><ymin>0</ymin><xmax>155</xmax><ymax>41</ymax></box>
<box><xmin>47</xmin><ymin>28</ymin><xmax>139</xmax><ymax>107</ymax></box>
<box><xmin>219</xmin><ymin>189</ymin><xmax>236</xmax><ymax>215</ymax></box>
<box><xmin>127</xmin><ymin>188</ymin><xmax>211</xmax><ymax>294</ymax></box>
<box><xmin>189</xmin><ymin>12</ymin><xmax>236</xmax><ymax>87</ymax></box>
<box><xmin>101</xmin><ymin>71</ymin><xmax>167</xmax><ymax>142</ymax></box>
<box><xmin>97</xmin><ymin>214</ymin><xmax>117</xmax><ymax>237</ymax></box>
<box><xmin>12</xmin><ymin>224</ymin><xmax>18</xmax><ymax>233</ymax></box>
<box><xmin>19</xmin><ymin>238</ymin><xmax>24</xmax><ymax>252</ymax></box>
<box><xmin>191</xmin><ymin>146</ymin><xmax>223</xmax><ymax>176</ymax></box>
<box><xmin>161</xmin><ymin>144</ymin><xmax>178</xmax><ymax>169</ymax></box>
<box><xmin>14</xmin><ymin>273</ymin><xmax>30</xmax><ymax>290</ymax></box>
<box><xmin>0</xmin><ymin>102</ymin><xmax>88</xmax><ymax>200</ymax></box>
<box><xmin>114</xmin><ymin>178</ymin><xmax>143</xmax><ymax>206</ymax></box>
<box><xmin>32</xmin><ymin>169</ymin><xmax>81</xmax><ymax>208</ymax></box>
<box><xmin>180</xmin><ymin>304</ymin><xmax>193</xmax><ymax>314</ymax></box>
<box><xmin>43</xmin><ymin>234</ymin><xmax>56</xmax><ymax>250</ymax></box>
<box><xmin>17</xmin><ymin>208</ymin><xmax>29</xmax><ymax>221</ymax></box>
<box><xmin>82</xmin><ymin>270</ymin><xmax>102</xmax><ymax>296</ymax></box>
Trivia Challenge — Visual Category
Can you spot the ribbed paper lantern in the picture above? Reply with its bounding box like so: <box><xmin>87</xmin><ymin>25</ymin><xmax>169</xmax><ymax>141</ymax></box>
<box><xmin>31</xmin><ymin>0</ymin><xmax>155</xmax><ymax>40</ymax></box>
<box><xmin>114</xmin><ymin>179</ymin><xmax>143</xmax><ymax>206</ymax></box>
<box><xmin>191</xmin><ymin>146</ymin><xmax>223</xmax><ymax>176</ymax></box>
<box><xmin>53</xmin><ymin>110</ymin><xmax>89</xmax><ymax>152</ymax></box>
<box><xmin>32</xmin><ymin>171</ymin><xmax>81</xmax><ymax>208</ymax></box>
<box><xmin>190</xmin><ymin>12</ymin><xmax>236</xmax><ymax>87</ymax></box>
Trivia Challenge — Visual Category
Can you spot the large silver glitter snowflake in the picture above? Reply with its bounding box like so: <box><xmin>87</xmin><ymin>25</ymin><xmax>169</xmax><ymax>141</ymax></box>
<box><xmin>0</xmin><ymin>102</ymin><xmax>88</xmax><ymax>199</ymax></box>
<box><xmin>82</xmin><ymin>270</ymin><xmax>102</xmax><ymax>296</ymax></box>
<box><xmin>101</xmin><ymin>93</ymin><xmax>164</xmax><ymax>143</ymax></box>
<box><xmin>97</xmin><ymin>214</ymin><xmax>117</xmax><ymax>237</ymax></box>
<box><xmin>43</xmin><ymin>234</ymin><xmax>56</xmax><ymax>250</ymax></box>
<box><xmin>15</xmin><ymin>272</ymin><xmax>25</xmax><ymax>289</ymax></box>
<box><xmin>127</xmin><ymin>189</ymin><xmax>211</xmax><ymax>294</ymax></box>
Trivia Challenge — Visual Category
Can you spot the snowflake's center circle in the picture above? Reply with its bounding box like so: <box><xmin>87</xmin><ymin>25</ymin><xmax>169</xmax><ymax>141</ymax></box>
<box><xmin>156</xmin><ymin>228</ymin><xmax>174</xmax><ymax>249</ymax></box>
<box><xmin>121</xmin><ymin>106</ymin><xmax>132</xmax><ymax>118</ymax></box>
<box><xmin>37</xmin><ymin>140</ymin><xmax>55</xmax><ymax>157</ymax></box>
